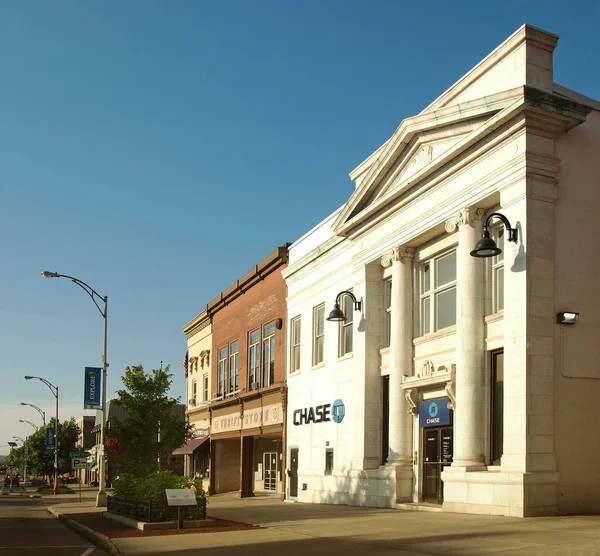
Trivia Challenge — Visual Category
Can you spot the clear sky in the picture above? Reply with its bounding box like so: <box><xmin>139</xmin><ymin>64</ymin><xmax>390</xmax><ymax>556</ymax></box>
<box><xmin>1</xmin><ymin>0</ymin><xmax>599</xmax><ymax>452</ymax></box>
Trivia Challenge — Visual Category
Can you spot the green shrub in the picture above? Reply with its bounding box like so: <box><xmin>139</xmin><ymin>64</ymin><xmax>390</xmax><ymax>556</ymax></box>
<box><xmin>112</xmin><ymin>471</ymin><xmax>206</xmax><ymax>503</ymax></box>
<box><xmin>36</xmin><ymin>485</ymin><xmax>74</xmax><ymax>495</ymax></box>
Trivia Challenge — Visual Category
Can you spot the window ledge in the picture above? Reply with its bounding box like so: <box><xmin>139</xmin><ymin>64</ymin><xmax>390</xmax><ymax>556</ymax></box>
<box><xmin>337</xmin><ymin>353</ymin><xmax>353</xmax><ymax>363</ymax></box>
<box><xmin>485</xmin><ymin>311</ymin><xmax>504</xmax><ymax>324</ymax></box>
<box><xmin>413</xmin><ymin>325</ymin><xmax>457</xmax><ymax>345</ymax></box>
<box><xmin>379</xmin><ymin>346</ymin><xmax>390</xmax><ymax>356</ymax></box>
<box><xmin>311</xmin><ymin>363</ymin><xmax>325</xmax><ymax>371</ymax></box>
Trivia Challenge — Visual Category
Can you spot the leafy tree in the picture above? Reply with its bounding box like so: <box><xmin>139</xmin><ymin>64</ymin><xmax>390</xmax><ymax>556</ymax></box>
<box><xmin>26</xmin><ymin>417</ymin><xmax>80</xmax><ymax>477</ymax></box>
<box><xmin>110</xmin><ymin>365</ymin><xmax>191</xmax><ymax>479</ymax></box>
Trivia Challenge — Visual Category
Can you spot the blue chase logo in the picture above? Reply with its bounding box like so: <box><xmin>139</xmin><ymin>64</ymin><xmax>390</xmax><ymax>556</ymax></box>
<box><xmin>428</xmin><ymin>401</ymin><xmax>439</xmax><ymax>419</ymax></box>
<box><xmin>331</xmin><ymin>399</ymin><xmax>345</xmax><ymax>423</ymax></box>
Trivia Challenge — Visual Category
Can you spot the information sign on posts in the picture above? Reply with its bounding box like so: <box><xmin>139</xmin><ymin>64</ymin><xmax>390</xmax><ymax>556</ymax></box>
<box><xmin>71</xmin><ymin>458</ymin><xmax>87</xmax><ymax>470</ymax></box>
<box><xmin>165</xmin><ymin>489</ymin><xmax>197</xmax><ymax>506</ymax></box>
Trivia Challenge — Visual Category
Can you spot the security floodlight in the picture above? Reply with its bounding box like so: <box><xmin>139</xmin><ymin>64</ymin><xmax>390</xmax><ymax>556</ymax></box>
<box><xmin>557</xmin><ymin>312</ymin><xmax>579</xmax><ymax>325</ymax></box>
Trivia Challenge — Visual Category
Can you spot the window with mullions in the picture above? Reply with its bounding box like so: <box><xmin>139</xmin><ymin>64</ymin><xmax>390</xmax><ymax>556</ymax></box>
<box><xmin>217</xmin><ymin>345</ymin><xmax>227</xmax><ymax>396</ymax></box>
<box><xmin>228</xmin><ymin>340</ymin><xmax>239</xmax><ymax>393</ymax></box>
<box><xmin>338</xmin><ymin>292</ymin><xmax>354</xmax><ymax>357</ymax></box>
<box><xmin>290</xmin><ymin>316</ymin><xmax>301</xmax><ymax>373</ymax></box>
<box><xmin>203</xmin><ymin>374</ymin><xmax>208</xmax><ymax>402</ymax></box>
<box><xmin>248</xmin><ymin>329</ymin><xmax>260</xmax><ymax>390</ymax></box>
<box><xmin>420</xmin><ymin>250</ymin><xmax>457</xmax><ymax>335</ymax></box>
<box><xmin>312</xmin><ymin>304</ymin><xmax>325</xmax><ymax>366</ymax></box>
<box><xmin>262</xmin><ymin>320</ymin><xmax>276</xmax><ymax>387</ymax></box>
<box><xmin>492</xmin><ymin>227</ymin><xmax>504</xmax><ymax>313</ymax></box>
<box><xmin>383</xmin><ymin>279</ymin><xmax>392</xmax><ymax>348</ymax></box>
<box><xmin>192</xmin><ymin>380</ymin><xmax>197</xmax><ymax>405</ymax></box>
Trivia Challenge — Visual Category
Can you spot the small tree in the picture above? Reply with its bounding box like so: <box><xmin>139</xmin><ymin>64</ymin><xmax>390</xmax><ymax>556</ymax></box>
<box><xmin>110</xmin><ymin>365</ymin><xmax>191</xmax><ymax>479</ymax></box>
<box><xmin>27</xmin><ymin>418</ymin><xmax>80</xmax><ymax>477</ymax></box>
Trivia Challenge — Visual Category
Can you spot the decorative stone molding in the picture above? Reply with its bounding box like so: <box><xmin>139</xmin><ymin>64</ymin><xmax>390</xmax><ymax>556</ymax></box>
<box><xmin>444</xmin><ymin>207</ymin><xmax>485</xmax><ymax>233</ymax></box>
<box><xmin>199</xmin><ymin>350</ymin><xmax>210</xmax><ymax>369</ymax></box>
<box><xmin>381</xmin><ymin>246</ymin><xmax>415</xmax><ymax>268</ymax></box>
<box><xmin>420</xmin><ymin>360</ymin><xmax>434</xmax><ymax>378</ymax></box>
<box><xmin>189</xmin><ymin>357</ymin><xmax>198</xmax><ymax>373</ymax></box>
<box><xmin>405</xmin><ymin>389</ymin><xmax>419</xmax><ymax>416</ymax></box>
<box><xmin>445</xmin><ymin>364</ymin><xmax>456</xmax><ymax>410</ymax></box>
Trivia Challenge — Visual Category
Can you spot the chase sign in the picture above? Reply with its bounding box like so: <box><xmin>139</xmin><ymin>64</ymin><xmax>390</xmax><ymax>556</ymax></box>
<box><xmin>293</xmin><ymin>399</ymin><xmax>345</xmax><ymax>425</ymax></box>
<box><xmin>418</xmin><ymin>397</ymin><xmax>452</xmax><ymax>428</ymax></box>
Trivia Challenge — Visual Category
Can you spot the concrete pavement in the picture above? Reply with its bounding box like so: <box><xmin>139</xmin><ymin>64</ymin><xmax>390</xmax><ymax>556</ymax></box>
<box><xmin>0</xmin><ymin>496</ymin><xmax>108</xmax><ymax>556</ymax></box>
<box><xmin>42</xmin><ymin>490</ymin><xmax>600</xmax><ymax>555</ymax></box>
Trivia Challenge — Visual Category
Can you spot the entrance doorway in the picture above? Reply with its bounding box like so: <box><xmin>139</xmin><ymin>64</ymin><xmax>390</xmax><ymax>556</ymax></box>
<box><xmin>289</xmin><ymin>448</ymin><xmax>299</xmax><ymax>497</ymax></box>
<box><xmin>422</xmin><ymin>427</ymin><xmax>453</xmax><ymax>504</ymax></box>
<box><xmin>263</xmin><ymin>452</ymin><xmax>278</xmax><ymax>491</ymax></box>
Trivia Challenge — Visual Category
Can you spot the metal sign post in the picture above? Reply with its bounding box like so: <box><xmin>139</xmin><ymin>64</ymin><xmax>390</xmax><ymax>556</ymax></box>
<box><xmin>70</xmin><ymin>452</ymin><xmax>90</xmax><ymax>503</ymax></box>
<box><xmin>165</xmin><ymin>489</ymin><xmax>197</xmax><ymax>529</ymax></box>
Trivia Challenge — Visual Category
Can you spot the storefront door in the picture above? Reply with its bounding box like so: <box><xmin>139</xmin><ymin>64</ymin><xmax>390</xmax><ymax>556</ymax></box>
<box><xmin>263</xmin><ymin>452</ymin><xmax>277</xmax><ymax>491</ymax></box>
<box><xmin>289</xmin><ymin>448</ymin><xmax>299</xmax><ymax>497</ymax></box>
<box><xmin>422</xmin><ymin>427</ymin><xmax>453</xmax><ymax>503</ymax></box>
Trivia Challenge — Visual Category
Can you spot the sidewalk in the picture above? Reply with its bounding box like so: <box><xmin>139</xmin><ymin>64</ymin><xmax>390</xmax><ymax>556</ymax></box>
<box><xmin>44</xmin><ymin>492</ymin><xmax>600</xmax><ymax>556</ymax></box>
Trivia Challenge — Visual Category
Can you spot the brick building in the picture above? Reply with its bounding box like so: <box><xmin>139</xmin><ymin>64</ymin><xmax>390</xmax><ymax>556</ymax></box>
<box><xmin>206</xmin><ymin>244</ymin><xmax>289</xmax><ymax>497</ymax></box>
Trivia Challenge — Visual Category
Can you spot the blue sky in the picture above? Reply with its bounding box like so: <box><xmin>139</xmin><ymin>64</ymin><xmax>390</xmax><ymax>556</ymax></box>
<box><xmin>1</xmin><ymin>0</ymin><xmax>599</xmax><ymax>449</ymax></box>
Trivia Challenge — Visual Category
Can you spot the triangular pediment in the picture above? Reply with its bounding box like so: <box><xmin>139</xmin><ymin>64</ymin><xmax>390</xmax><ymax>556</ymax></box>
<box><xmin>333</xmin><ymin>89</ymin><xmax>520</xmax><ymax>235</ymax></box>
<box><xmin>332</xmin><ymin>24</ymin><xmax>561</xmax><ymax>237</ymax></box>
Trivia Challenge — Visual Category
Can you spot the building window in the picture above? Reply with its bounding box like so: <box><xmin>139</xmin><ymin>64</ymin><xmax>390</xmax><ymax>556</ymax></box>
<box><xmin>202</xmin><ymin>374</ymin><xmax>208</xmax><ymax>402</ymax></box>
<box><xmin>217</xmin><ymin>345</ymin><xmax>227</xmax><ymax>396</ymax></box>
<box><xmin>491</xmin><ymin>350</ymin><xmax>504</xmax><ymax>465</ymax></box>
<box><xmin>228</xmin><ymin>340</ymin><xmax>239</xmax><ymax>393</ymax></box>
<box><xmin>290</xmin><ymin>316</ymin><xmax>301</xmax><ymax>373</ymax></box>
<box><xmin>262</xmin><ymin>320</ymin><xmax>276</xmax><ymax>387</ymax></box>
<box><xmin>382</xmin><ymin>375</ymin><xmax>389</xmax><ymax>465</ymax></box>
<box><xmin>191</xmin><ymin>380</ymin><xmax>197</xmax><ymax>406</ymax></box>
<box><xmin>338</xmin><ymin>292</ymin><xmax>354</xmax><ymax>357</ymax></box>
<box><xmin>325</xmin><ymin>448</ymin><xmax>334</xmax><ymax>476</ymax></box>
<box><xmin>248</xmin><ymin>328</ymin><xmax>260</xmax><ymax>390</ymax></box>
<box><xmin>420</xmin><ymin>250</ymin><xmax>457</xmax><ymax>335</ymax></box>
<box><xmin>312</xmin><ymin>304</ymin><xmax>325</xmax><ymax>366</ymax></box>
<box><xmin>492</xmin><ymin>227</ymin><xmax>504</xmax><ymax>313</ymax></box>
<box><xmin>383</xmin><ymin>279</ymin><xmax>392</xmax><ymax>348</ymax></box>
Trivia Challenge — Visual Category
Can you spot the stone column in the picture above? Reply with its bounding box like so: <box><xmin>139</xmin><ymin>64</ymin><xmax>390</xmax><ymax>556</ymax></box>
<box><xmin>382</xmin><ymin>246</ymin><xmax>414</xmax><ymax>490</ymax></box>
<box><xmin>445</xmin><ymin>207</ymin><xmax>486</xmax><ymax>469</ymax></box>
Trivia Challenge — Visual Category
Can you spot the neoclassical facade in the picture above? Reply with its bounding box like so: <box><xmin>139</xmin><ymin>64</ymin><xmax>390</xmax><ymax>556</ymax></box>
<box><xmin>284</xmin><ymin>25</ymin><xmax>600</xmax><ymax>516</ymax></box>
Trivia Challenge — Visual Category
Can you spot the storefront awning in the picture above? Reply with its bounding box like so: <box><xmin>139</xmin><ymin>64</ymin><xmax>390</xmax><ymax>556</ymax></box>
<box><xmin>172</xmin><ymin>436</ymin><xmax>209</xmax><ymax>456</ymax></box>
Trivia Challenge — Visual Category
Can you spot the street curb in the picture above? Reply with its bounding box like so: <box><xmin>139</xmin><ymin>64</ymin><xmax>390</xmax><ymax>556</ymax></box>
<box><xmin>45</xmin><ymin>505</ymin><xmax>121</xmax><ymax>556</ymax></box>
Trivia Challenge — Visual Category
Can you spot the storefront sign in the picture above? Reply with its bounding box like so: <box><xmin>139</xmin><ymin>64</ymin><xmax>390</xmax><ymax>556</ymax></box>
<box><xmin>418</xmin><ymin>397</ymin><xmax>451</xmax><ymax>428</ymax></box>
<box><xmin>211</xmin><ymin>403</ymin><xmax>284</xmax><ymax>434</ymax></box>
<box><xmin>293</xmin><ymin>399</ymin><xmax>345</xmax><ymax>426</ymax></box>
<box><xmin>84</xmin><ymin>367</ymin><xmax>101</xmax><ymax>409</ymax></box>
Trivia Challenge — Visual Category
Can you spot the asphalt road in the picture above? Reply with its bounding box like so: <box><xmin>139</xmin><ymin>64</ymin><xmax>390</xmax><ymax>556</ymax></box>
<box><xmin>0</xmin><ymin>496</ymin><xmax>107</xmax><ymax>556</ymax></box>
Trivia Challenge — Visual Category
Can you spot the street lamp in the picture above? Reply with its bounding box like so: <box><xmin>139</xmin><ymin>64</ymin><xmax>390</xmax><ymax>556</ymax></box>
<box><xmin>20</xmin><ymin>403</ymin><xmax>46</xmax><ymax>426</ymax></box>
<box><xmin>24</xmin><ymin>376</ymin><xmax>59</xmax><ymax>495</ymax></box>
<box><xmin>470</xmin><ymin>212</ymin><xmax>518</xmax><ymax>258</ymax></box>
<box><xmin>326</xmin><ymin>291</ymin><xmax>362</xmax><ymax>322</ymax></box>
<box><xmin>41</xmin><ymin>271</ymin><xmax>108</xmax><ymax>507</ymax></box>
<box><xmin>19</xmin><ymin>420</ymin><xmax>38</xmax><ymax>431</ymax></box>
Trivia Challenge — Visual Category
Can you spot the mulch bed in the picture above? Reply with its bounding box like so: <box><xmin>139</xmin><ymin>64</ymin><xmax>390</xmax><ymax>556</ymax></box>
<box><xmin>70</xmin><ymin>512</ymin><xmax>261</xmax><ymax>538</ymax></box>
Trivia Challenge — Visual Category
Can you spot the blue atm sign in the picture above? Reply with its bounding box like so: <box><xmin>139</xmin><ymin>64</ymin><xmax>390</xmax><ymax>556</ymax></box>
<box><xmin>418</xmin><ymin>397</ymin><xmax>452</xmax><ymax>428</ymax></box>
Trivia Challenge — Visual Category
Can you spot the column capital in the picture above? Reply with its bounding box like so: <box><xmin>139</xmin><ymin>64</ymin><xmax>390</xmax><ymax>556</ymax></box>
<box><xmin>445</xmin><ymin>207</ymin><xmax>486</xmax><ymax>233</ymax></box>
<box><xmin>381</xmin><ymin>246</ymin><xmax>414</xmax><ymax>268</ymax></box>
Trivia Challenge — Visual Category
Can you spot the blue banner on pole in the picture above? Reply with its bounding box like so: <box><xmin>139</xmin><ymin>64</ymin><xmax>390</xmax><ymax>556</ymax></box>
<box><xmin>46</xmin><ymin>427</ymin><xmax>55</xmax><ymax>449</ymax></box>
<box><xmin>84</xmin><ymin>367</ymin><xmax>101</xmax><ymax>410</ymax></box>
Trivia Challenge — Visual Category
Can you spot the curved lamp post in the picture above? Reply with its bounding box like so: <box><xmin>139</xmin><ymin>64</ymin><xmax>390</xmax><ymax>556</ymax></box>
<box><xmin>12</xmin><ymin>436</ymin><xmax>28</xmax><ymax>481</ymax></box>
<box><xmin>20</xmin><ymin>403</ymin><xmax>46</xmax><ymax>426</ymax></box>
<box><xmin>24</xmin><ymin>376</ymin><xmax>59</xmax><ymax>495</ymax></box>
<box><xmin>19</xmin><ymin>420</ymin><xmax>38</xmax><ymax>432</ymax></box>
<box><xmin>41</xmin><ymin>271</ymin><xmax>108</xmax><ymax>507</ymax></box>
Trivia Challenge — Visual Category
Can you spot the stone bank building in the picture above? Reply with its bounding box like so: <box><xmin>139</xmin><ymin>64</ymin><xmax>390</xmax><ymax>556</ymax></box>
<box><xmin>283</xmin><ymin>25</ymin><xmax>600</xmax><ymax>517</ymax></box>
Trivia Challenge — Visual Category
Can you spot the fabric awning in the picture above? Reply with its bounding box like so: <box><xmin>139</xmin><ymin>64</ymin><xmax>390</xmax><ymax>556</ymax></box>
<box><xmin>172</xmin><ymin>436</ymin><xmax>209</xmax><ymax>456</ymax></box>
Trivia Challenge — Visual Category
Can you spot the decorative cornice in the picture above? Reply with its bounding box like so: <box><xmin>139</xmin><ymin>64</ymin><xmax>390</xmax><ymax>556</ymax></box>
<box><xmin>445</xmin><ymin>364</ymin><xmax>456</xmax><ymax>410</ymax></box>
<box><xmin>405</xmin><ymin>389</ymin><xmax>419</xmax><ymax>416</ymax></box>
<box><xmin>381</xmin><ymin>246</ymin><xmax>415</xmax><ymax>268</ymax></box>
<box><xmin>445</xmin><ymin>207</ymin><xmax>485</xmax><ymax>233</ymax></box>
